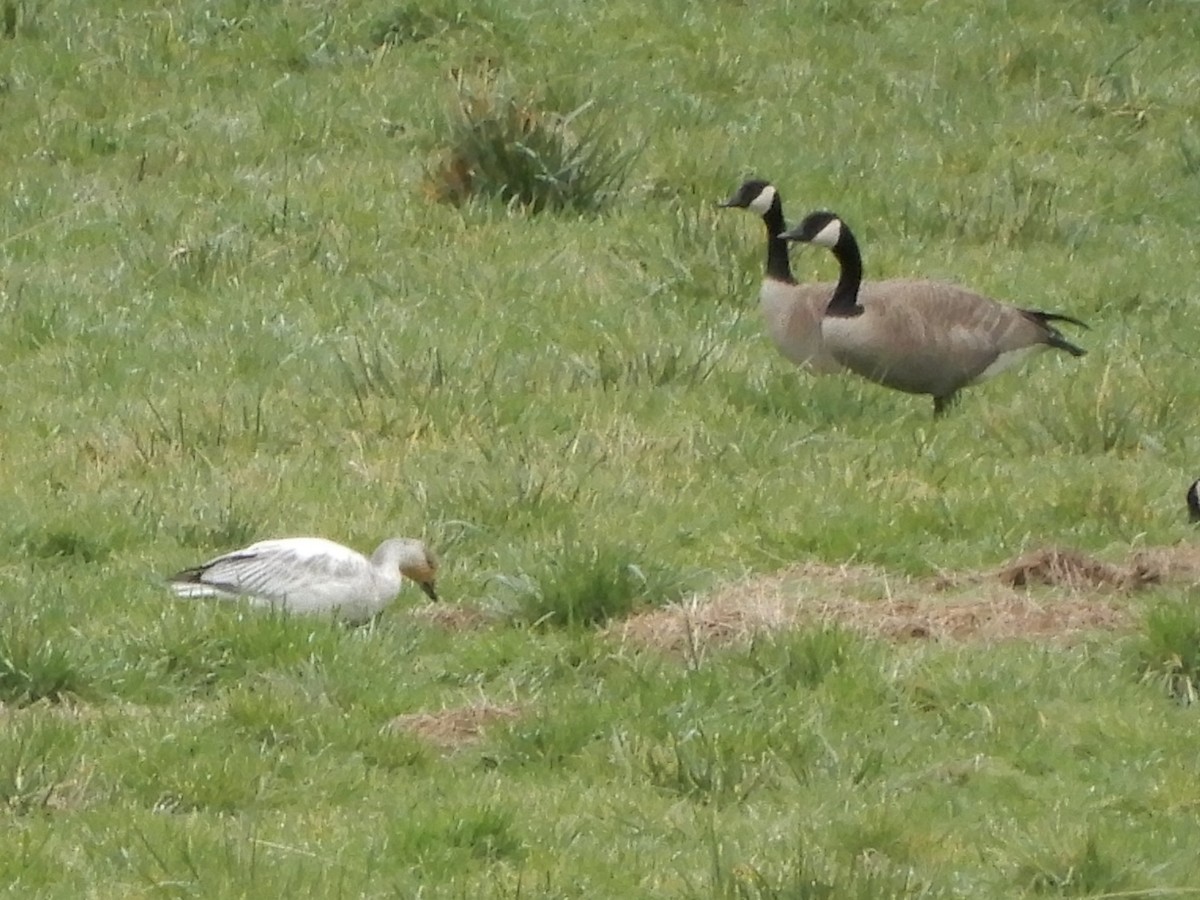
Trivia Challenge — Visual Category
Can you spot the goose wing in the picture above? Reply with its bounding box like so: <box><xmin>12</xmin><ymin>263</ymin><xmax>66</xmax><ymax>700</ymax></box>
<box><xmin>170</xmin><ymin>537</ymin><xmax>371</xmax><ymax>603</ymax></box>
<box><xmin>842</xmin><ymin>280</ymin><xmax>1065</xmax><ymax>394</ymax></box>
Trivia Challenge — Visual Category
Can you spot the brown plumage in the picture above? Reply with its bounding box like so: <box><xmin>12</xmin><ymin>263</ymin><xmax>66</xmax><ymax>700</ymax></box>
<box><xmin>719</xmin><ymin>179</ymin><xmax>842</xmax><ymax>374</ymax></box>
<box><xmin>777</xmin><ymin>210</ymin><xmax>1088</xmax><ymax>416</ymax></box>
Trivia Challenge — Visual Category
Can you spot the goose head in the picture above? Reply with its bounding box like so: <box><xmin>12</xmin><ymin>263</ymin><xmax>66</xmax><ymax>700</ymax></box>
<box><xmin>1188</xmin><ymin>480</ymin><xmax>1200</xmax><ymax>524</ymax></box>
<box><xmin>376</xmin><ymin>538</ymin><xmax>440</xmax><ymax>600</ymax></box>
<box><xmin>719</xmin><ymin>178</ymin><xmax>778</xmax><ymax>216</ymax></box>
<box><xmin>777</xmin><ymin>211</ymin><xmax>845</xmax><ymax>249</ymax></box>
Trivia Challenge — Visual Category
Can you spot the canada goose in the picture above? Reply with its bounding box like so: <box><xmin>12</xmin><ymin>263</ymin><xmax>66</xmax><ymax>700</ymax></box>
<box><xmin>169</xmin><ymin>536</ymin><xmax>438</xmax><ymax>624</ymax></box>
<box><xmin>1188</xmin><ymin>480</ymin><xmax>1200</xmax><ymax>523</ymax></box>
<box><xmin>777</xmin><ymin>211</ymin><xmax>1088</xmax><ymax>416</ymax></box>
<box><xmin>719</xmin><ymin>179</ymin><xmax>842</xmax><ymax>374</ymax></box>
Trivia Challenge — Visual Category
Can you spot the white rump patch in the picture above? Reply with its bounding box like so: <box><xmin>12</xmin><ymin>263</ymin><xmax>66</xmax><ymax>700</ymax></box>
<box><xmin>973</xmin><ymin>345</ymin><xmax>1042</xmax><ymax>383</ymax></box>
<box><xmin>747</xmin><ymin>185</ymin><xmax>777</xmax><ymax>216</ymax></box>
<box><xmin>810</xmin><ymin>217</ymin><xmax>842</xmax><ymax>248</ymax></box>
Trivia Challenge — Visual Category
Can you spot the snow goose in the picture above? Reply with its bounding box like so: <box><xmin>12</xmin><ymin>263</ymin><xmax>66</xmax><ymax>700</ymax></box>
<box><xmin>169</xmin><ymin>536</ymin><xmax>438</xmax><ymax>624</ymax></box>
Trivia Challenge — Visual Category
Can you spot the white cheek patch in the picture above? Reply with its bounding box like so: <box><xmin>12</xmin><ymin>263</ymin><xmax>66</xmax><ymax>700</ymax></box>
<box><xmin>810</xmin><ymin>218</ymin><xmax>842</xmax><ymax>248</ymax></box>
<box><xmin>747</xmin><ymin>185</ymin><xmax>777</xmax><ymax>216</ymax></box>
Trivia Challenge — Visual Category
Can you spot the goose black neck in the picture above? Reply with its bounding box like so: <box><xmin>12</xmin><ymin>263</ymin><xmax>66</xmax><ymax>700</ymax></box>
<box><xmin>826</xmin><ymin>225</ymin><xmax>865</xmax><ymax>317</ymax></box>
<box><xmin>762</xmin><ymin>199</ymin><xmax>795</xmax><ymax>285</ymax></box>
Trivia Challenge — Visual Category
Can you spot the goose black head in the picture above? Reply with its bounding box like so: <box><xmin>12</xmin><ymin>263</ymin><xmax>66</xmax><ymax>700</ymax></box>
<box><xmin>720</xmin><ymin>179</ymin><xmax>778</xmax><ymax>215</ymax></box>
<box><xmin>1188</xmin><ymin>479</ymin><xmax>1200</xmax><ymax>523</ymax></box>
<box><xmin>777</xmin><ymin>211</ymin><xmax>844</xmax><ymax>248</ymax></box>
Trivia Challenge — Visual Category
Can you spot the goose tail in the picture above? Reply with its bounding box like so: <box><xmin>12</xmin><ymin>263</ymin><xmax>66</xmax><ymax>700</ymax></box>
<box><xmin>168</xmin><ymin>565</ymin><xmax>231</xmax><ymax>599</ymax></box>
<box><xmin>1023</xmin><ymin>309</ymin><xmax>1088</xmax><ymax>357</ymax></box>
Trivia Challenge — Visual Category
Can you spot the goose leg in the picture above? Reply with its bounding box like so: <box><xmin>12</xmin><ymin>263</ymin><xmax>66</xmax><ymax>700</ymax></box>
<box><xmin>933</xmin><ymin>393</ymin><xmax>959</xmax><ymax>417</ymax></box>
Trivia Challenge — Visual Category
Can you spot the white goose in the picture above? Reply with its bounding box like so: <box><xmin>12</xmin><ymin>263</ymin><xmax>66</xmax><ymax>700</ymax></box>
<box><xmin>168</xmin><ymin>536</ymin><xmax>438</xmax><ymax>624</ymax></box>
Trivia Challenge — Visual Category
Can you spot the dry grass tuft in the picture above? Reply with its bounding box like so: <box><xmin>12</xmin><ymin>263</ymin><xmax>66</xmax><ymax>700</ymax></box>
<box><xmin>996</xmin><ymin>546</ymin><xmax>1160</xmax><ymax>591</ymax></box>
<box><xmin>1129</xmin><ymin>544</ymin><xmax>1200</xmax><ymax>586</ymax></box>
<box><xmin>876</xmin><ymin>595</ymin><xmax>1130</xmax><ymax>643</ymax></box>
<box><xmin>407</xmin><ymin>602</ymin><xmax>497</xmax><ymax>632</ymax></box>
<box><xmin>610</xmin><ymin>543</ymin><xmax>1200</xmax><ymax>655</ymax></box>
<box><xmin>423</xmin><ymin>70</ymin><xmax>634</xmax><ymax>213</ymax></box>
<box><xmin>385</xmin><ymin>701</ymin><xmax>521</xmax><ymax>749</ymax></box>
<box><xmin>607</xmin><ymin>563</ymin><xmax>845</xmax><ymax>655</ymax></box>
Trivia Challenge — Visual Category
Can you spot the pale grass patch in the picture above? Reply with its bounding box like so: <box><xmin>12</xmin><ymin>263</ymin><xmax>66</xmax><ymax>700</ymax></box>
<box><xmin>407</xmin><ymin>602</ymin><xmax>496</xmax><ymax>632</ymax></box>
<box><xmin>384</xmin><ymin>701</ymin><xmax>521</xmax><ymax>749</ymax></box>
<box><xmin>609</xmin><ymin>544</ymin><xmax>1200</xmax><ymax>654</ymax></box>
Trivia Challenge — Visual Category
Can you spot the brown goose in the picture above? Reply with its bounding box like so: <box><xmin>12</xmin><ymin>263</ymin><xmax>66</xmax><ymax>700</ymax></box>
<box><xmin>719</xmin><ymin>179</ymin><xmax>842</xmax><ymax>374</ymax></box>
<box><xmin>1188</xmin><ymin>480</ymin><xmax>1199</xmax><ymax>523</ymax></box>
<box><xmin>777</xmin><ymin>210</ymin><xmax>1088</xmax><ymax>416</ymax></box>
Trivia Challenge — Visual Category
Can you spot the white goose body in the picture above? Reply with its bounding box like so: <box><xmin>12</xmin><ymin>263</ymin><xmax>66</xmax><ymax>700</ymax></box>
<box><xmin>169</xmin><ymin>536</ymin><xmax>438</xmax><ymax>624</ymax></box>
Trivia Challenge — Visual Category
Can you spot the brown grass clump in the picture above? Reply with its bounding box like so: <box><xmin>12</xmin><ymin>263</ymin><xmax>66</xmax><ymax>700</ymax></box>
<box><xmin>385</xmin><ymin>702</ymin><xmax>521</xmax><ymax>750</ymax></box>
<box><xmin>407</xmin><ymin>602</ymin><xmax>496</xmax><ymax>633</ymax></box>
<box><xmin>996</xmin><ymin>546</ymin><xmax>1161</xmax><ymax>591</ymax></box>
<box><xmin>874</xmin><ymin>595</ymin><xmax>1131</xmax><ymax>643</ymax></box>
<box><xmin>423</xmin><ymin>70</ymin><xmax>635</xmax><ymax>213</ymax></box>
<box><xmin>610</xmin><ymin>542</ymin><xmax>1200</xmax><ymax>656</ymax></box>
<box><xmin>1129</xmin><ymin>543</ymin><xmax>1200</xmax><ymax>585</ymax></box>
<box><xmin>607</xmin><ymin>563</ymin><xmax>850</xmax><ymax>655</ymax></box>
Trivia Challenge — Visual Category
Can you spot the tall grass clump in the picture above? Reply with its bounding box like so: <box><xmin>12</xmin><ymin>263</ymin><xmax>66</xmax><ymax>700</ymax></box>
<box><xmin>1129</xmin><ymin>598</ymin><xmax>1200</xmax><ymax>704</ymax></box>
<box><xmin>1014</xmin><ymin>834</ymin><xmax>1131</xmax><ymax>896</ymax></box>
<box><xmin>736</xmin><ymin>626</ymin><xmax>863</xmax><ymax>691</ymax></box>
<box><xmin>0</xmin><ymin>718</ymin><xmax>83</xmax><ymax>814</ymax></box>
<box><xmin>496</xmin><ymin>541</ymin><xmax>688</xmax><ymax>627</ymax></box>
<box><xmin>697</xmin><ymin>830</ymin><xmax>931</xmax><ymax>900</ymax></box>
<box><xmin>426</xmin><ymin>75</ymin><xmax>637</xmax><ymax>214</ymax></box>
<box><xmin>634</xmin><ymin>727</ymin><xmax>771</xmax><ymax>806</ymax></box>
<box><xmin>0</xmin><ymin>620</ymin><xmax>90</xmax><ymax>707</ymax></box>
<box><xmin>368</xmin><ymin>0</ymin><xmax>501</xmax><ymax>47</ymax></box>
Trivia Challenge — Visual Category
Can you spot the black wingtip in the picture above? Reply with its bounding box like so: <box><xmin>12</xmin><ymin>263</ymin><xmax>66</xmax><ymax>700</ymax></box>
<box><xmin>1040</xmin><ymin>312</ymin><xmax>1090</xmax><ymax>331</ymax></box>
<box><xmin>1188</xmin><ymin>480</ymin><xmax>1200</xmax><ymax>524</ymax></box>
<box><xmin>1024</xmin><ymin>309</ymin><xmax>1089</xmax><ymax>331</ymax></box>
<box><xmin>168</xmin><ymin>566</ymin><xmax>206</xmax><ymax>584</ymax></box>
<box><xmin>1025</xmin><ymin>310</ymin><xmax>1088</xmax><ymax>357</ymax></box>
<box><xmin>1050</xmin><ymin>336</ymin><xmax>1087</xmax><ymax>357</ymax></box>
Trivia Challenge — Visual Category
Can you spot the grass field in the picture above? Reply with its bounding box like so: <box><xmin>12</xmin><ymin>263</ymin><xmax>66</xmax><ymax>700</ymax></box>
<box><xmin>2</xmin><ymin>0</ymin><xmax>1200</xmax><ymax>895</ymax></box>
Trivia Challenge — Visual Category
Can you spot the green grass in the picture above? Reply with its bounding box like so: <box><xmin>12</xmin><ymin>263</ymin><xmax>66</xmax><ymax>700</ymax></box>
<box><xmin>2</xmin><ymin>0</ymin><xmax>1200</xmax><ymax>895</ymax></box>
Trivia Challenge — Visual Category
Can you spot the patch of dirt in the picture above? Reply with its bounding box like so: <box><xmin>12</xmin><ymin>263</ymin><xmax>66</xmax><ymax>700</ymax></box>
<box><xmin>612</xmin><ymin>543</ymin><xmax>1200</xmax><ymax>654</ymax></box>
<box><xmin>385</xmin><ymin>702</ymin><xmax>521</xmax><ymax>749</ymax></box>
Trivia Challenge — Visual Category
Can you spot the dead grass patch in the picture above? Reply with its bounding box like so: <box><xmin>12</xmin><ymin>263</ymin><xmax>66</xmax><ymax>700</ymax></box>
<box><xmin>997</xmin><ymin>546</ymin><xmax>1160</xmax><ymax>591</ymax></box>
<box><xmin>385</xmin><ymin>701</ymin><xmax>521</xmax><ymax>749</ymax></box>
<box><xmin>1129</xmin><ymin>543</ymin><xmax>1200</xmax><ymax>585</ymax></box>
<box><xmin>407</xmin><ymin>602</ymin><xmax>496</xmax><ymax>632</ymax></box>
<box><xmin>611</xmin><ymin>543</ymin><xmax>1200</xmax><ymax>655</ymax></box>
